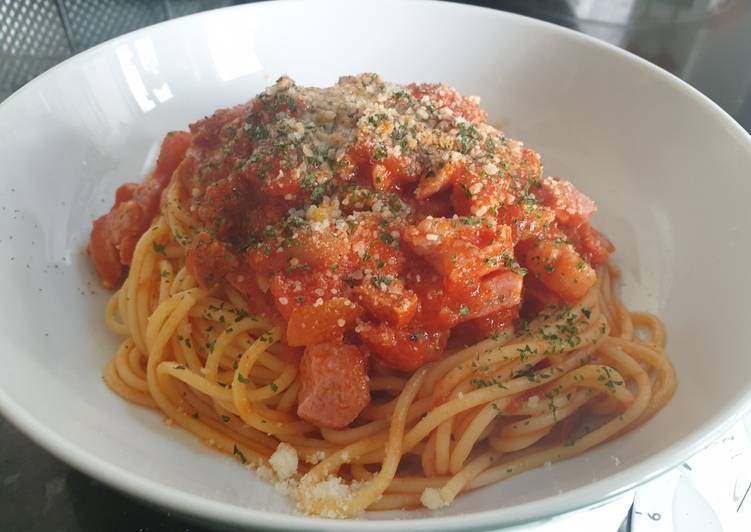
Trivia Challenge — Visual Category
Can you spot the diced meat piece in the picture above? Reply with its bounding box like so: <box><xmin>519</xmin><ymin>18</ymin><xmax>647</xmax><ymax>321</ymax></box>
<box><xmin>403</xmin><ymin>217</ymin><xmax>513</xmax><ymax>283</ymax></box>
<box><xmin>539</xmin><ymin>177</ymin><xmax>596</xmax><ymax>226</ymax></box>
<box><xmin>353</xmin><ymin>278</ymin><xmax>418</xmax><ymax>327</ymax></box>
<box><xmin>297</xmin><ymin>343</ymin><xmax>370</xmax><ymax>429</ymax></box>
<box><xmin>472</xmin><ymin>269</ymin><xmax>524</xmax><ymax>318</ymax></box>
<box><xmin>285</xmin><ymin>297</ymin><xmax>362</xmax><ymax>347</ymax></box>
<box><xmin>185</xmin><ymin>232</ymin><xmax>235</xmax><ymax>288</ymax></box>
<box><xmin>523</xmin><ymin>240</ymin><xmax>596</xmax><ymax>302</ymax></box>
<box><xmin>358</xmin><ymin>321</ymin><xmax>448</xmax><ymax>372</ymax></box>
<box><xmin>437</xmin><ymin>269</ymin><xmax>523</xmax><ymax>327</ymax></box>
<box><xmin>415</xmin><ymin>162</ymin><xmax>462</xmax><ymax>200</ymax></box>
<box><xmin>563</xmin><ymin>222</ymin><xmax>614</xmax><ymax>265</ymax></box>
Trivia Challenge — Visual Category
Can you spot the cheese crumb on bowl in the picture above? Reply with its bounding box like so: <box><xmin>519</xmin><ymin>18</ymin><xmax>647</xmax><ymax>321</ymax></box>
<box><xmin>296</xmin><ymin>476</ymin><xmax>355</xmax><ymax>519</ymax></box>
<box><xmin>269</xmin><ymin>442</ymin><xmax>298</xmax><ymax>480</ymax></box>
<box><xmin>420</xmin><ymin>487</ymin><xmax>449</xmax><ymax>510</ymax></box>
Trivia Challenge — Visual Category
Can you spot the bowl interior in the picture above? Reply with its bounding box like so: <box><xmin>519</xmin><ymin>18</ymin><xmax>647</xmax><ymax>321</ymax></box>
<box><xmin>1</xmin><ymin>1</ymin><xmax>750</xmax><ymax>530</ymax></box>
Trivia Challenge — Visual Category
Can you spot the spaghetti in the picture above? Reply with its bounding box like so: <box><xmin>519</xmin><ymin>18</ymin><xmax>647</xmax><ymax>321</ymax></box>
<box><xmin>93</xmin><ymin>74</ymin><xmax>675</xmax><ymax>517</ymax></box>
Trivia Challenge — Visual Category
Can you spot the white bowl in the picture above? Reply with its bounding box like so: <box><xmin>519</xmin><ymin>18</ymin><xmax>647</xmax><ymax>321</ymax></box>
<box><xmin>1</xmin><ymin>1</ymin><xmax>750</xmax><ymax>530</ymax></box>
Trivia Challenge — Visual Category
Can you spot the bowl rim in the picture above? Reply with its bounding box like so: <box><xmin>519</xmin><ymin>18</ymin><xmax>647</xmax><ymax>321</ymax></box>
<box><xmin>2</xmin><ymin>0</ymin><xmax>751</xmax><ymax>529</ymax></box>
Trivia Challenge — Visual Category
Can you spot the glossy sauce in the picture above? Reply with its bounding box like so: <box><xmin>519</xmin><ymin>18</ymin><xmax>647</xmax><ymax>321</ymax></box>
<box><xmin>90</xmin><ymin>74</ymin><xmax>613</xmax><ymax>428</ymax></box>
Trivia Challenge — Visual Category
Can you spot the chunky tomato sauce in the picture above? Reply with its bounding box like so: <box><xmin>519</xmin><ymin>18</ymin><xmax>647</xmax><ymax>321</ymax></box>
<box><xmin>90</xmin><ymin>74</ymin><xmax>613</xmax><ymax>428</ymax></box>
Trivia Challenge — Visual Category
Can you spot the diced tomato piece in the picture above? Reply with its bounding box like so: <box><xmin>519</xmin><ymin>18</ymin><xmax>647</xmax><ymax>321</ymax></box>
<box><xmin>349</xmin><ymin>217</ymin><xmax>406</xmax><ymax>276</ymax></box>
<box><xmin>289</xmin><ymin>225</ymin><xmax>352</xmax><ymax>271</ymax></box>
<box><xmin>496</xmin><ymin>203</ymin><xmax>557</xmax><ymax>243</ymax></box>
<box><xmin>346</xmin><ymin>141</ymin><xmax>371</xmax><ymax>167</ymax></box>
<box><xmin>358</xmin><ymin>321</ymin><xmax>448</xmax><ymax>372</ymax></box>
<box><xmin>114</xmin><ymin>183</ymin><xmax>137</xmax><ymax>204</ymax></box>
<box><xmin>451</xmin><ymin>307</ymin><xmax>517</xmax><ymax>344</ymax></box>
<box><xmin>268</xmin><ymin>271</ymin><xmax>344</xmax><ymax>320</ymax></box>
<box><xmin>538</xmin><ymin>177</ymin><xmax>596</xmax><ymax>226</ymax></box>
<box><xmin>155</xmin><ymin>131</ymin><xmax>192</xmax><ymax>181</ymax></box>
<box><xmin>564</xmin><ymin>222</ymin><xmax>614</xmax><ymax>265</ymax></box>
<box><xmin>101</xmin><ymin>193</ymin><xmax>143</xmax><ymax>267</ymax></box>
<box><xmin>516</xmin><ymin>147</ymin><xmax>543</xmax><ymax>185</ymax></box>
<box><xmin>285</xmin><ymin>297</ymin><xmax>362</xmax><ymax>347</ymax></box>
<box><xmin>189</xmin><ymin>104</ymin><xmax>248</xmax><ymax>150</ymax></box>
<box><xmin>451</xmin><ymin>167</ymin><xmax>513</xmax><ymax>216</ymax></box>
<box><xmin>88</xmin><ymin>131</ymin><xmax>182</xmax><ymax>288</ymax></box>
<box><xmin>128</xmin><ymin>178</ymin><xmax>165</xmax><ymax>227</ymax></box>
<box><xmin>88</xmin><ymin>216</ymin><xmax>123</xmax><ymax>289</ymax></box>
<box><xmin>243</xmin><ymin>153</ymin><xmax>303</xmax><ymax>197</ymax></box>
<box><xmin>225</xmin><ymin>267</ymin><xmax>277</xmax><ymax>319</ymax></box>
<box><xmin>248</xmin><ymin>225</ymin><xmax>351</xmax><ymax>280</ymax></box>
<box><xmin>523</xmin><ymin>240</ymin><xmax>596</xmax><ymax>302</ymax></box>
<box><xmin>297</xmin><ymin>343</ymin><xmax>370</xmax><ymax>429</ymax></box>
<box><xmin>405</xmin><ymin>263</ymin><xmax>453</xmax><ymax>328</ymax></box>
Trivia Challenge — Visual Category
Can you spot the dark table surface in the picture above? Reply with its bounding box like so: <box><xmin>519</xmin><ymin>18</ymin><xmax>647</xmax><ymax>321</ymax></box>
<box><xmin>2</xmin><ymin>1</ymin><xmax>751</xmax><ymax>531</ymax></box>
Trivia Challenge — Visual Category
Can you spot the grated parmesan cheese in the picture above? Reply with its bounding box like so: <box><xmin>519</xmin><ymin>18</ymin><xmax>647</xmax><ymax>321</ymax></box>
<box><xmin>420</xmin><ymin>487</ymin><xmax>449</xmax><ymax>510</ymax></box>
<box><xmin>269</xmin><ymin>442</ymin><xmax>298</xmax><ymax>480</ymax></box>
<box><xmin>296</xmin><ymin>476</ymin><xmax>355</xmax><ymax>519</ymax></box>
<box><xmin>305</xmin><ymin>450</ymin><xmax>327</xmax><ymax>465</ymax></box>
<box><xmin>483</xmin><ymin>163</ymin><xmax>499</xmax><ymax>175</ymax></box>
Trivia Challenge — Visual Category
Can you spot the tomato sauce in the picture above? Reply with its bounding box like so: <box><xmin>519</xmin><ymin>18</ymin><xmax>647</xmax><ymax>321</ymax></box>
<box><xmin>91</xmin><ymin>73</ymin><xmax>612</xmax><ymax>381</ymax></box>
